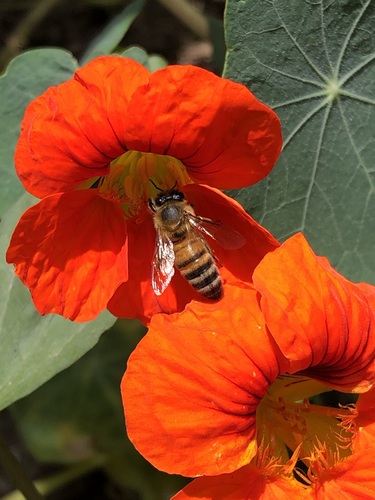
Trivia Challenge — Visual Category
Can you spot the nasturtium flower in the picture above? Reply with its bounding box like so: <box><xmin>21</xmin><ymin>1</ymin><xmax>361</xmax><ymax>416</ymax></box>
<box><xmin>121</xmin><ymin>233</ymin><xmax>375</xmax><ymax>497</ymax></box>
<box><xmin>6</xmin><ymin>55</ymin><xmax>282</xmax><ymax>323</ymax></box>
<box><xmin>172</xmin><ymin>448</ymin><xmax>312</xmax><ymax>499</ymax></box>
<box><xmin>171</xmin><ymin>442</ymin><xmax>375</xmax><ymax>499</ymax></box>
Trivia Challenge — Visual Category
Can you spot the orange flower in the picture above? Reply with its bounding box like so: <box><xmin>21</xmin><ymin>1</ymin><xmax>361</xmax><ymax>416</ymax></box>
<box><xmin>6</xmin><ymin>55</ymin><xmax>282</xmax><ymax>322</ymax></box>
<box><xmin>172</xmin><ymin>450</ymin><xmax>311</xmax><ymax>500</ymax></box>
<box><xmin>172</xmin><ymin>444</ymin><xmax>375</xmax><ymax>499</ymax></box>
<box><xmin>122</xmin><ymin>233</ymin><xmax>375</xmax><ymax>495</ymax></box>
<box><xmin>172</xmin><ymin>447</ymin><xmax>311</xmax><ymax>499</ymax></box>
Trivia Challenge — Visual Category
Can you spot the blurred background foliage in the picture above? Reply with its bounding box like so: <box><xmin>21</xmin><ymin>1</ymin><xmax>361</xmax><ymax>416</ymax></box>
<box><xmin>0</xmin><ymin>1</ymin><xmax>225</xmax><ymax>498</ymax></box>
<box><xmin>0</xmin><ymin>0</ymin><xmax>225</xmax><ymax>73</ymax></box>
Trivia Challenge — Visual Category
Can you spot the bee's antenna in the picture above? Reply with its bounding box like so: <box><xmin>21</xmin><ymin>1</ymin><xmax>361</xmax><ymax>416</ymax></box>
<box><xmin>149</xmin><ymin>179</ymin><xmax>163</xmax><ymax>192</ymax></box>
<box><xmin>149</xmin><ymin>179</ymin><xmax>180</xmax><ymax>192</ymax></box>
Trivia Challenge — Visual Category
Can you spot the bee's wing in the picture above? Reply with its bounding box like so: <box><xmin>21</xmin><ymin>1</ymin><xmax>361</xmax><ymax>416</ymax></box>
<box><xmin>151</xmin><ymin>228</ymin><xmax>175</xmax><ymax>295</ymax></box>
<box><xmin>188</xmin><ymin>214</ymin><xmax>245</xmax><ymax>250</ymax></box>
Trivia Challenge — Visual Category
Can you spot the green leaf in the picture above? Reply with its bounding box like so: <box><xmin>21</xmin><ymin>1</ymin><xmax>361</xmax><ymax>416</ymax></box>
<box><xmin>0</xmin><ymin>48</ymin><xmax>78</xmax><ymax>218</ymax></box>
<box><xmin>120</xmin><ymin>45</ymin><xmax>168</xmax><ymax>71</ymax></box>
<box><xmin>11</xmin><ymin>322</ymin><xmax>187</xmax><ymax>499</ymax></box>
<box><xmin>147</xmin><ymin>53</ymin><xmax>169</xmax><ymax>72</ymax></box>
<box><xmin>10</xmin><ymin>320</ymin><xmax>144</xmax><ymax>462</ymax></box>
<box><xmin>121</xmin><ymin>45</ymin><xmax>149</xmax><ymax>66</ymax></box>
<box><xmin>224</xmin><ymin>0</ymin><xmax>375</xmax><ymax>282</ymax></box>
<box><xmin>80</xmin><ymin>0</ymin><xmax>146</xmax><ymax>64</ymax></box>
<box><xmin>0</xmin><ymin>194</ymin><xmax>116</xmax><ymax>411</ymax></box>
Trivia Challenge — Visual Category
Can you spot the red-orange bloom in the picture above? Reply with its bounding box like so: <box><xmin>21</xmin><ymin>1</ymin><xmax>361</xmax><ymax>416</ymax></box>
<box><xmin>6</xmin><ymin>55</ymin><xmax>282</xmax><ymax>322</ymax></box>
<box><xmin>122</xmin><ymin>233</ymin><xmax>375</xmax><ymax>495</ymax></box>
<box><xmin>172</xmin><ymin>444</ymin><xmax>375</xmax><ymax>499</ymax></box>
<box><xmin>172</xmin><ymin>451</ymin><xmax>311</xmax><ymax>500</ymax></box>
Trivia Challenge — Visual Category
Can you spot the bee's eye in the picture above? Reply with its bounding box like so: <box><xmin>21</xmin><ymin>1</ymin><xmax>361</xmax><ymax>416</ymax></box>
<box><xmin>172</xmin><ymin>192</ymin><xmax>184</xmax><ymax>201</ymax></box>
<box><xmin>154</xmin><ymin>196</ymin><xmax>165</xmax><ymax>207</ymax></box>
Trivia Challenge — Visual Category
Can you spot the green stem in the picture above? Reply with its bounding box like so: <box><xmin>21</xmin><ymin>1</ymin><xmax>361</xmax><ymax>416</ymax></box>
<box><xmin>1</xmin><ymin>454</ymin><xmax>106</xmax><ymax>500</ymax></box>
<box><xmin>35</xmin><ymin>454</ymin><xmax>106</xmax><ymax>496</ymax></box>
<box><xmin>157</xmin><ymin>0</ymin><xmax>209</xmax><ymax>40</ymax></box>
<box><xmin>0</xmin><ymin>433</ymin><xmax>45</xmax><ymax>500</ymax></box>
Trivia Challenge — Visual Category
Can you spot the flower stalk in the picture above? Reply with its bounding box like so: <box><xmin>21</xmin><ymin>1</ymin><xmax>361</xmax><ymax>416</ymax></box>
<box><xmin>0</xmin><ymin>433</ymin><xmax>45</xmax><ymax>500</ymax></box>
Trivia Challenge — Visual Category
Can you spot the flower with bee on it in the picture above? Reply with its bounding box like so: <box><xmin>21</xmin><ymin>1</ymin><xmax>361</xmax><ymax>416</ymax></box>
<box><xmin>6</xmin><ymin>55</ymin><xmax>282</xmax><ymax>324</ymax></box>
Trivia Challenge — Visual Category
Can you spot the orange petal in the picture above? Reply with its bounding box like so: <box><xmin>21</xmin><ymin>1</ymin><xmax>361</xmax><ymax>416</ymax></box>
<box><xmin>312</xmin><ymin>448</ymin><xmax>375</xmax><ymax>499</ymax></box>
<box><xmin>108</xmin><ymin>185</ymin><xmax>279</xmax><ymax>324</ymax></box>
<box><xmin>172</xmin><ymin>464</ymin><xmax>311</xmax><ymax>500</ymax></box>
<box><xmin>122</xmin><ymin>284</ymin><xmax>282</xmax><ymax>476</ymax></box>
<box><xmin>107</xmin><ymin>210</ymin><xmax>199</xmax><ymax>324</ymax></box>
<box><xmin>353</xmin><ymin>387</ymin><xmax>375</xmax><ymax>451</ymax></box>
<box><xmin>124</xmin><ymin>64</ymin><xmax>282</xmax><ymax>189</ymax></box>
<box><xmin>16</xmin><ymin>56</ymin><xmax>150</xmax><ymax>198</ymax></box>
<box><xmin>6</xmin><ymin>190</ymin><xmax>128</xmax><ymax>321</ymax></box>
<box><xmin>184</xmin><ymin>184</ymin><xmax>280</xmax><ymax>282</ymax></box>
<box><xmin>253</xmin><ymin>233</ymin><xmax>375</xmax><ymax>392</ymax></box>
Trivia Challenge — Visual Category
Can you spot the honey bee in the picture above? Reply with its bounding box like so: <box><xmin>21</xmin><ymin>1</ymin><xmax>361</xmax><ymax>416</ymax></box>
<box><xmin>149</xmin><ymin>188</ymin><xmax>245</xmax><ymax>300</ymax></box>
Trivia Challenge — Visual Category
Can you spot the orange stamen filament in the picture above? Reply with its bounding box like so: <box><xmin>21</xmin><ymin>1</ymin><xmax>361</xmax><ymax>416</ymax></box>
<box><xmin>256</xmin><ymin>391</ymin><xmax>356</xmax><ymax>472</ymax></box>
<box><xmin>265</xmin><ymin>396</ymin><xmax>355</xmax><ymax>421</ymax></box>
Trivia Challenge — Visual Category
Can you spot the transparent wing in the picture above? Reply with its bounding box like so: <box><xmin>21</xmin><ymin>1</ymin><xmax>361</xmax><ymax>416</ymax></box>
<box><xmin>151</xmin><ymin>228</ymin><xmax>175</xmax><ymax>295</ymax></box>
<box><xmin>188</xmin><ymin>214</ymin><xmax>245</xmax><ymax>250</ymax></box>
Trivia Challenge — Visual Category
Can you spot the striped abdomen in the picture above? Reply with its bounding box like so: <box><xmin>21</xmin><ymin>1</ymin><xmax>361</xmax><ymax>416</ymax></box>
<box><xmin>172</xmin><ymin>228</ymin><xmax>222</xmax><ymax>300</ymax></box>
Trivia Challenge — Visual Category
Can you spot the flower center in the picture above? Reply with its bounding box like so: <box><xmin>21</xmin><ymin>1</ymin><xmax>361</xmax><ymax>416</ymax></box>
<box><xmin>96</xmin><ymin>151</ymin><xmax>191</xmax><ymax>217</ymax></box>
<box><xmin>256</xmin><ymin>375</ymin><xmax>356</xmax><ymax>467</ymax></box>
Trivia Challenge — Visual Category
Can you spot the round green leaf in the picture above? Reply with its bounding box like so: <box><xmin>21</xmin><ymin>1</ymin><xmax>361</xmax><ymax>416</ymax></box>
<box><xmin>0</xmin><ymin>48</ymin><xmax>78</xmax><ymax>217</ymax></box>
<box><xmin>224</xmin><ymin>0</ymin><xmax>375</xmax><ymax>282</ymax></box>
<box><xmin>0</xmin><ymin>194</ymin><xmax>116</xmax><ymax>411</ymax></box>
<box><xmin>120</xmin><ymin>46</ymin><xmax>168</xmax><ymax>71</ymax></box>
<box><xmin>121</xmin><ymin>45</ymin><xmax>150</xmax><ymax>66</ymax></box>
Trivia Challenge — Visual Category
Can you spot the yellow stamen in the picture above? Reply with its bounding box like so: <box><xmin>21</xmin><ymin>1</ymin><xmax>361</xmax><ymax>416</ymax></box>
<box><xmin>256</xmin><ymin>376</ymin><xmax>357</xmax><ymax>474</ymax></box>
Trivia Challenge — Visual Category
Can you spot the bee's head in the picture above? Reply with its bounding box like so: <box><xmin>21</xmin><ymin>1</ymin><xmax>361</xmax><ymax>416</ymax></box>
<box><xmin>148</xmin><ymin>180</ymin><xmax>184</xmax><ymax>211</ymax></box>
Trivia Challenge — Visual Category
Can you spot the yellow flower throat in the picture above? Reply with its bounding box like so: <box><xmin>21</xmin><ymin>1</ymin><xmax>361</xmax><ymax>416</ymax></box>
<box><xmin>98</xmin><ymin>151</ymin><xmax>191</xmax><ymax>217</ymax></box>
<box><xmin>255</xmin><ymin>375</ymin><xmax>356</xmax><ymax>474</ymax></box>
